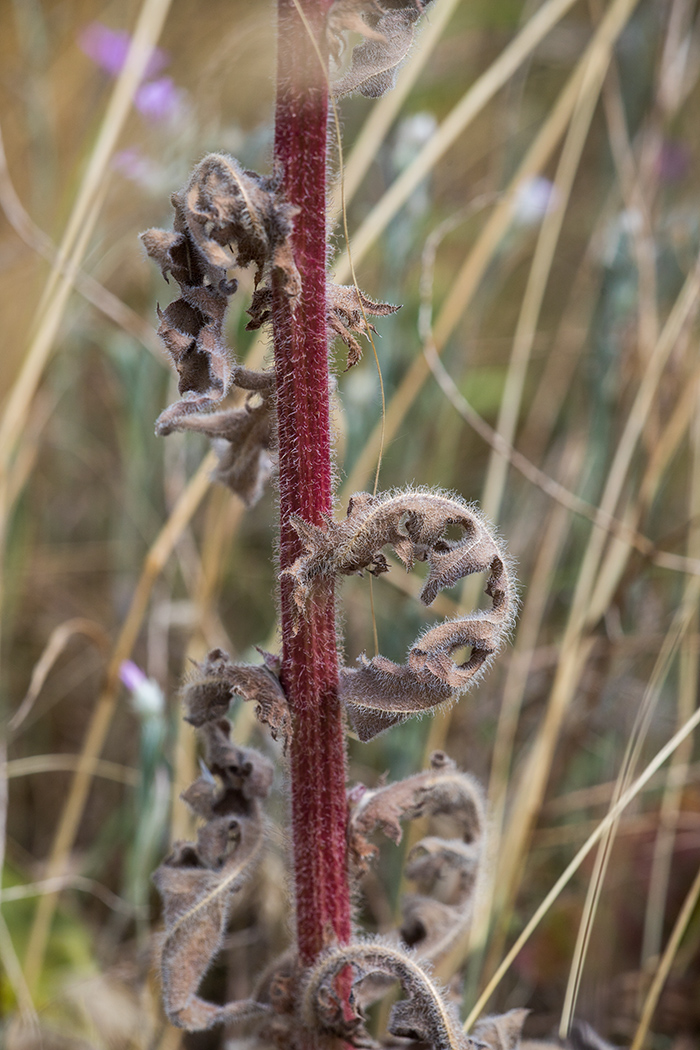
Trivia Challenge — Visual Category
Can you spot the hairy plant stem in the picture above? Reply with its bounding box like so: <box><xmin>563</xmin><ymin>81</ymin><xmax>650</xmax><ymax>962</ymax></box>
<box><xmin>272</xmin><ymin>0</ymin><xmax>352</xmax><ymax>965</ymax></box>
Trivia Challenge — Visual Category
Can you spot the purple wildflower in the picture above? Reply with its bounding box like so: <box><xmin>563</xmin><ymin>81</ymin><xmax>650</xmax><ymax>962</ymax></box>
<box><xmin>79</xmin><ymin>21</ymin><xmax>168</xmax><ymax>80</ymax></box>
<box><xmin>134</xmin><ymin>77</ymin><xmax>183</xmax><ymax>122</ymax></box>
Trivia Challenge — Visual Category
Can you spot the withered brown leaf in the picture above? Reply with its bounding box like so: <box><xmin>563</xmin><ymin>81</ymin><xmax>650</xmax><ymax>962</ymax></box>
<box><xmin>349</xmin><ymin>751</ymin><xmax>485</xmax><ymax>966</ymax></box>
<box><xmin>182</xmin><ymin>646</ymin><xmax>291</xmax><ymax>747</ymax></box>
<box><xmin>330</xmin><ymin>1</ymin><xmax>435</xmax><ymax>98</ymax></box>
<box><xmin>142</xmin><ymin>154</ymin><xmax>297</xmax><ymax>491</ymax></box>
<box><xmin>472</xmin><ymin>1009</ymin><xmax>529</xmax><ymax>1050</ymax></box>
<box><xmin>303</xmin><ymin>941</ymin><xmax>480</xmax><ymax>1050</ymax></box>
<box><xmin>141</xmin><ymin>198</ymin><xmax>236</xmax><ymax>412</ymax></box>
<box><xmin>153</xmin><ymin>734</ymin><xmax>273</xmax><ymax>1031</ymax></box>
<box><xmin>285</xmin><ymin>489</ymin><xmax>516</xmax><ymax>740</ymax></box>
<box><xmin>182</xmin><ymin>154</ymin><xmax>300</xmax><ymax>297</ymax></box>
<box><xmin>327</xmin><ymin>284</ymin><xmax>400</xmax><ymax>369</ymax></box>
<box><xmin>155</xmin><ymin>367</ymin><xmax>277</xmax><ymax>506</ymax></box>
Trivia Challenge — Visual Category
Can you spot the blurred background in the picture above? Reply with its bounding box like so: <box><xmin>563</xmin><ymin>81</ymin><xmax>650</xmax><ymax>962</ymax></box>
<box><xmin>1</xmin><ymin>0</ymin><xmax>700</xmax><ymax>1046</ymax></box>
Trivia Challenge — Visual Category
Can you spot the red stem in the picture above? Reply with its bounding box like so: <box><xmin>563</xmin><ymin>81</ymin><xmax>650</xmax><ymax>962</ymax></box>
<box><xmin>272</xmin><ymin>0</ymin><xmax>351</xmax><ymax>965</ymax></box>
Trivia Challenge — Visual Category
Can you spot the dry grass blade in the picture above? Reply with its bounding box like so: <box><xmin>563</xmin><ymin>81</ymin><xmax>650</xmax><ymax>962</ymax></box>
<box><xmin>463</xmin><ymin>699</ymin><xmax>700</xmax><ymax>1032</ymax></box>
<box><xmin>630</xmin><ymin>861</ymin><xmax>700</xmax><ymax>1050</ymax></box>
<box><xmin>480</xmin><ymin>18</ymin><xmax>609</xmax><ymax>527</ymax></box>
<box><xmin>0</xmin><ymin>0</ymin><xmax>172</xmax><ymax>480</ymax></box>
<box><xmin>341</xmin><ymin>0</ymin><xmax>637</xmax><ymax>500</ymax></box>
<box><xmin>0</xmin><ymin>122</ymin><xmax>162</xmax><ymax>359</ymax></box>
<box><xmin>333</xmin><ymin>0</ymin><xmax>581</xmax><ymax>281</ymax></box>
<box><xmin>23</xmin><ymin>451</ymin><xmax>215</xmax><ymax>991</ymax></box>
<box><xmin>424</xmin><ymin>346</ymin><xmax>700</xmax><ymax>576</ymax></box>
<box><xmin>9</xmin><ymin>618</ymin><xmax>111</xmax><ymax>733</ymax></box>
<box><xmin>639</xmin><ymin>398</ymin><xmax>700</xmax><ymax>974</ymax></box>
<box><xmin>5</xmin><ymin>755</ymin><xmax>138</xmax><ymax>786</ymax></box>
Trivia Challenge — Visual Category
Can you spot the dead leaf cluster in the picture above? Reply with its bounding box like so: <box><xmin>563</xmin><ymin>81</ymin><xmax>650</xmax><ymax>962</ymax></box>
<box><xmin>285</xmin><ymin>489</ymin><xmax>516</xmax><ymax>739</ymax></box>
<box><xmin>327</xmin><ymin>284</ymin><xmax>400</xmax><ymax>369</ymax></box>
<box><xmin>141</xmin><ymin>154</ymin><xmax>301</xmax><ymax>503</ymax></box>
<box><xmin>152</xmin><ymin>710</ymin><xmax>273</xmax><ymax>1030</ymax></box>
<box><xmin>182</xmin><ymin>646</ymin><xmax>291</xmax><ymax>748</ymax></box>
<box><xmin>303</xmin><ymin>940</ymin><xmax>530</xmax><ymax>1050</ymax></box>
<box><xmin>349</xmin><ymin>751</ymin><xmax>485</xmax><ymax>967</ymax></box>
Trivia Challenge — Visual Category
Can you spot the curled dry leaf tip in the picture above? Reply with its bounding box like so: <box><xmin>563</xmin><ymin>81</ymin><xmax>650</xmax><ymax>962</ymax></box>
<box><xmin>152</xmin><ymin>720</ymin><xmax>273</xmax><ymax>1031</ymax></box>
<box><xmin>142</xmin><ymin>153</ymin><xmax>298</xmax><ymax>504</ymax></box>
<box><xmin>302</xmin><ymin>939</ymin><xmax>480</xmax><ymax>1050</ymax></box>
<box><xmin>328</xmin><ymin>0</ymin><xmax>437</xmax><ymax>98</ymax></box>
<box><xmin>286</xmin><ymin>488</ymin><xmax>516</xmax><ymax>739</ymax></box>
<box><xmin>349</xmin><ymin>750</ymin><xmax>486</xmax><ymax>966</ymax></box>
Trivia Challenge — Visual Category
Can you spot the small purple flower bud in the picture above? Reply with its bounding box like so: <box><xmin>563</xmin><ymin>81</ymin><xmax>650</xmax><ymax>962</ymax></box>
<box><xmin>120</xmin><ymin>660</ymin><xmax>164</xmax><ymax>716</ymax></box>
<box><xmin>120</xmin><ymin>659</ymin><xmax>147</xmax><ymax>693</ymax></box>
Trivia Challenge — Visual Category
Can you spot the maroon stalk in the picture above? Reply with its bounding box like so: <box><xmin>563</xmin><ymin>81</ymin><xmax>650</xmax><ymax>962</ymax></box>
<box><xmin>272</xmin><ymin>0</ymin><xmax>352</xmax><ymax>964</ymax></box>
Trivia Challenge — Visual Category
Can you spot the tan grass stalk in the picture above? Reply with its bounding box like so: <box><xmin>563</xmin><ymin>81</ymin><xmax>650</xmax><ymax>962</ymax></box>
<box><xmin>491</xmin><ymin>255</ymin><xmax>700</xmax><ymax>946</ymax></box>
<box><xmin>463</xmin><ymin>698</ymin><xmax>700</xmax><ymax>1031</ymax></box>
<box><xmin>631</xmin><ymin>860</ymin><xmax>700</xmax><ymax>1050</ymax></box>
<box><xmin>330</xmin><ymin>0</ymin><xmax>461</xmax><ymax>216</ymax></box>
<box><xmin>23</xmin><ymin>451</ymin><xmax>215</xmax><ymax>990</ymax></box>
<box><xmin>9</xmin><ymin>619</ymin><xmax>111</xmax><ymax>733</ymax></box>
<box><xmin>454</xmin><ymin>445</ymin><xmax>586</xmax><ymax>992</ymax></box>
<box><xmin>0</xmin><ymin>122</ymin><xmax>162</xmax><ymax>359</ymax></box>
<box><xmin>639</xmin><ymin>399</ymin><xmax>700</xmax><ymax>970</ymax></box>
<box><xmin>341</xmin><ymin>0</ymin><xmax>637</xmax><ymax>500</ymax></box>
<box><xmin>333</xmin><ymin>0</ymin><xmax>582</xmax><ymax>282</ymax></box>
<box><xmin>480</xmin><ymin>11</ymin><xmax>609</xmax><ymax>527</ymax></box>
<box><xmin>5</xmin><ymin>755</ymin><xmax>138</xmax><ymax>786</ymax></box>
<box><xmin>0</xmin><ymin>911</ymin><xmax>37</xmax><ymax>1024</ymax></box>
<box><xmin>0</xmin><ymin>0</ymin><xmax>172</xmax><ymax>480</ymax></box>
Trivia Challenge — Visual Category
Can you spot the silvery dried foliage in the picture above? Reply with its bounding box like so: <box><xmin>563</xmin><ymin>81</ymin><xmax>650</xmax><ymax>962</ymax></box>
<box><xmin>286</xmin><ymin>489</ymin><xmax>516</xmax><ymax>739</ymax></box>
<box><xmin>143</xmin><ymin>5</ymin><xmax>610</xmax><ymax>1047</ymax></box>
<box><xmin>141</xmin><ymin>154</ymin><xmax>300</xmax><ymax>505</ymax></box>
<box><xmin>329</xmin><ymin>0</ymin><xmax>437</xmax><ymax>97</ymax></box>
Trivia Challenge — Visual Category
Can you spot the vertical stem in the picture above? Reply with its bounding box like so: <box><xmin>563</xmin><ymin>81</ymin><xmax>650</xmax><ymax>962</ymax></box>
<box><xmin>273</xmin><ymin>0</ymin><xmax>351</xmax><ymax>964</ymax></box>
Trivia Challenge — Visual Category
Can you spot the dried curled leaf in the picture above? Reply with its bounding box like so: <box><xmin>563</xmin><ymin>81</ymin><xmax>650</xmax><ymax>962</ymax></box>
<box><xmin>142</xmin><ymin>153</ymin><xmax>297</xmax><ymax>506</ymax></box>
<box><xmin>181</xmin><ymin>154</ymin><xmax>300</xmax><ymax>298</ymax></box>
<box><xmin>472</xmin><ymin>1009</ymin><xmax>529</xmax><ymax>1050</ymax></box>
<box><xmin>303</xmin><ymin>940</ymin><xmax>479</xmax><ymax>1050</ymax></box>
<box><xmin>141</xmin><ymin>199</ymin><xmax>237</xmax><ymax>412</ymax></box>
<box><xmin>328</xmin><ymin>284</ymin><xmax>400</xmax><ymax>369</ymax></box>
<box><xmin>182</xmin><ymin>646</ymin><xmax>291</xmax><ymax>747</ymax></box>
<box><xmin>330</xmin><ymin>0</ymin><xmax>435</xmax><ymax>98</ymax></box>
<box><xmin>156</xmin><ymin>367</ymin><xmax>277</xmax><ymax>506</ymax></box>
<box><xmin>286</xmin><ymin>489</ymin><xmax>516</xmax><ymax>740</ymax></box>
<box><xmin>349</xmin><ymin>751</ymin><xmax>485</xmax><ymax>966</ymax></box>
<box><xmin>153</xmin><ymin>731</ymin><xmax>273</xmax><ymax>1031</ymax></box>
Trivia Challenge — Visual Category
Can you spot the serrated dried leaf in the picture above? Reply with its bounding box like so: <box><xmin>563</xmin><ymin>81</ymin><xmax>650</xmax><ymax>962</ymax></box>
<box><xmin>153</xmin><ymin>739</ymin><xmax>273</xmax><ymax>1031</ymax></box>
<box><xmin>472</xmin><ymin>1009</ymin><xmax>530</xmax><ymax>1050</ymax></box>
<box><xmin>303</xmin><ymin>941</ymin><xmax>479</xmax><ymax>1050</ymax></box>
<box><xmin>182</xmin><ymin>647</ymin><xmax>291</xmax><ymax>746</ymax></box>
<box><xmin>331</xmin><ymin>2</ymin><xmax>434</xmax><ymax>98</ymax></box>
<box><xmin>156</xmin><ymin>368</ymin><xmax>277</xmax><ymax>506</ymax></box>
<box><xmin>328</xmin><ymin>284</ymin><xmax>400</xmax><ymax>369</ymax></box>
<box><xmin>285</xmin><ymin>489</ymin><xmax>515</xmax><ymax>740</ymax></box>
<box><xmin>349</xmin><ymin>751</ymin><xmax>481</xmax><ymax>866</ymax></box>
